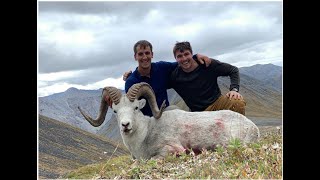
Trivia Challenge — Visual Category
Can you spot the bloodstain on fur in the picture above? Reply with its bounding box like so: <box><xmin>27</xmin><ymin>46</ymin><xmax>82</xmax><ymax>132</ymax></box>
<box><xmin>184</xmin><ymin>124</ymin><xmax>192</xmax><ymax>129</ymax></box>
<box><xmin>212</xmin><ymin>119</ymin><xmax>225</xmax><ymax>139</ymax></box>
<box><xmin>215</xmin><ymin>119</ymin><xmax>225</xmax><ymax>129</ymax></box>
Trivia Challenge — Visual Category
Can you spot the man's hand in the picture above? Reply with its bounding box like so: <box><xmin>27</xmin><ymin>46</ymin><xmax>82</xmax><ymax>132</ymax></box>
<box><xmin>123</xmin><ymin>70</ymin><xmax>132</xmax><ymax>81</ymax></box>
<box><xmin>196</xmin><ymin>54</ymin><xmax>211</xmax><ymax>67</ymax></box>
<box><xmin>105</xmin><ymin>95</ymin><xmax>113</xmax><ymax>108</ymax></box>
<box><xmin>226</xmin><ymin>91</ymin><xmax>243</xmax><ymax>100</ymax></box>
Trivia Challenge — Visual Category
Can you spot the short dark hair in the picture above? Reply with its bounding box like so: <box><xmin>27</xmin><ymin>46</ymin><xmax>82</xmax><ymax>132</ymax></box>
<box><xmin>133</xmin><ymin>40</ymin><xmax>153</xmax><ymax>54</ymax></box>
<box><xmin>173</xmin><ymin>41</ymin><xmax>193</xmax><ymax>57</ymax></box>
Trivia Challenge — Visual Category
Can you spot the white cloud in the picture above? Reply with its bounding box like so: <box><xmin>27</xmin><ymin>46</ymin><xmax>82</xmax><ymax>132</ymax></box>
<box><xmin>171</xmin><ymin>23</ymin><xmax>204</xmax><ymax>38</ymax></box>
<box><xmin>215</xmin><ymin>39</ymin><xmax>282</xmax><ymax>67</ymax></box>
<box><xmin>38</xmin><ymin>76</ymin><xmax>124</xmax><ymax>97</ymax></box>
<box><xmin>88</xmin><ymin>77</ymin><xmax>125</xmax><ymax>90</ymax></box>
<box><xmin>38</xmin><ymin>70</ymin><xmax>82</xmax><ymax>82</ymax></box>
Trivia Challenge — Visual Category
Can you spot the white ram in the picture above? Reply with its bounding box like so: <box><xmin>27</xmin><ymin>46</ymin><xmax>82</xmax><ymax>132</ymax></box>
<box><xmin>78</xmin><ymin>82</ymin><xmax>260</xmax><ymax>159</ymax></box>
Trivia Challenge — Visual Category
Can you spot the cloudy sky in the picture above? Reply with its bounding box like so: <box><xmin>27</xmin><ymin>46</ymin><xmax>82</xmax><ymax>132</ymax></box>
<box><xmin>38</xmin><ymin>1</ymin><xmax>283</xmax><ymax>97</ymax></box>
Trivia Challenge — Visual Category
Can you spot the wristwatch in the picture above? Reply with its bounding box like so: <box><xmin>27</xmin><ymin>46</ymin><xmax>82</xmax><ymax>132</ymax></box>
<box><xmin>231</xmin><ymin>88</ymin><xmax>239</xmax><ymax>92</ymax></box>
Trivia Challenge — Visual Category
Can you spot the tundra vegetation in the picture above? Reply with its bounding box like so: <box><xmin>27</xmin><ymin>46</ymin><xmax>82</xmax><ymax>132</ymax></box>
<box><xmin>64</xmin><ymin>126</ymin><xmax>282</xmax><ymax>179</ymax></box>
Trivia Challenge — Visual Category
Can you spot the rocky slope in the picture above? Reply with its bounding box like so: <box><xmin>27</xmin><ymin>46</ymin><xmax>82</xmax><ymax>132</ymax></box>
<box><xmin>39</xmin><ymin>115</ymin><xmax>129</xmax><ymax>179</ymax></box>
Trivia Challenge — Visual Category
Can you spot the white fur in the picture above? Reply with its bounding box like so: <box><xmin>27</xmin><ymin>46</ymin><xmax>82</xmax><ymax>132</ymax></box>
<box><xmin>111</xmin><ymin>95</ymin><xmax>260</xmax><ymax>160</ymax></box>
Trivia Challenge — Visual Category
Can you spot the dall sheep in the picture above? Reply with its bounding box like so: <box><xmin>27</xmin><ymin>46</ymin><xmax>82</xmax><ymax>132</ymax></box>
<box><xmin>78</xmin><ymin>82</ymin><xmax>260</xmax><ymax>159</ymax></box>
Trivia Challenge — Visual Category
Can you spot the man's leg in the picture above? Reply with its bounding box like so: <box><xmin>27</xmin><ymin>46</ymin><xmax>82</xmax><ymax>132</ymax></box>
<box><xmin>204</xmin><ymin>95</ymin><xmax>246</xmax><ymax>115</ymax></box>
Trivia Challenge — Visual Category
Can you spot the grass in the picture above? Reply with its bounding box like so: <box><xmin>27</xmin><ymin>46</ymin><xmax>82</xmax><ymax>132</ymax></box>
<box><xmin>64</xmin><ymin>127</ymin><xmax>282</xmax><ymax>179</ymax></box>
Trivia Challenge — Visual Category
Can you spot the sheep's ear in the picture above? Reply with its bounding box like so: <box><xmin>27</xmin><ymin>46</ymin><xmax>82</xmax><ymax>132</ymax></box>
<box><xmin>138</xmin><ymin>99</ymin><xmax>146</xmax><ymax>109</ymax></box>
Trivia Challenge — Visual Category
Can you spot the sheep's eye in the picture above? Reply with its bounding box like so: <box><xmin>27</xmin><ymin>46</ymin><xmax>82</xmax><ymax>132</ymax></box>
<box><xmin>134</xmin><ymin>107</ymin><xmax>138</xmax><ymax>110</ymax></box>
<box><xmin>114</xmin><ymin>110</ymin><xmax>117</xmax><ymax>113</ymax></box>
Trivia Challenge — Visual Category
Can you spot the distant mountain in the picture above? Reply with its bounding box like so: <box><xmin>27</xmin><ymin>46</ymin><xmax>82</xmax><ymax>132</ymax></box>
<box><xmin>218</xmin><ymin>73</ymin><xmax>282</xmax><ymax>118</ymax></box>
<box><xmin>39</xmin><ymin>88</ymin><xmax>113</xmax><ymax>133</ymax></box>
<box><xmin>239</xmin><ymin>63</ymin><xmax>282</xmax><ymax>91</ymax></box>
<box><xmin>39</xmin><ymin>63</ymin><xmax>282</xmax><ymax>143</ymax></box>
<box><xmin>39</xmin><ymin>115</ymin><xmax>129</xmax><ymax>179</ymax></box>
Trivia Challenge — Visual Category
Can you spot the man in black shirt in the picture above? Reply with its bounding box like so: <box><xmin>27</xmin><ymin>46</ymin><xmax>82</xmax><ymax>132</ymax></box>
<box><xmin>169</xmin><ymin>41</ymin><xmax>246</xmax><ymax>115</ymax></box>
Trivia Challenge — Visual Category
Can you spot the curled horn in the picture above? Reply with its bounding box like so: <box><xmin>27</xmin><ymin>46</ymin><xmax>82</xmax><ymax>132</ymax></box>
<box><xmin>126</xmin><ymin>82</ymin><xmax>166</xmax><ymax>119</ymax></box>
<box><xmin>78</xmin><ymin>87</ymin><xmax>122</xmax><ymax>127</ymax></box>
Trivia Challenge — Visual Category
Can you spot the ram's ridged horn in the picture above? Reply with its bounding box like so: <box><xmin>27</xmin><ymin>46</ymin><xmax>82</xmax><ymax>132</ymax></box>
<box><xmin>126</xmin><ymin>82</ymin><xmax>166</xmax><ymax>119</ymax></box>
<box><xmin>78</xmin><ymin>87</ymin><xmax>122</xmax><ymax>127</ymax></box>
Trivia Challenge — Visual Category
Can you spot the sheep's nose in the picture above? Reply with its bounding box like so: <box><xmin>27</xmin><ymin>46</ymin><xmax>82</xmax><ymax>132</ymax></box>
<box><xmin>122</xmin><ymin>122</ymin><xmax>130</xmax><ymax>128</ymax></box>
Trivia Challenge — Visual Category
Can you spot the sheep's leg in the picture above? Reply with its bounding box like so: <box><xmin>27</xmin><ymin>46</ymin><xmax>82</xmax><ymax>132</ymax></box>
<box><xmin>152</xmin><ymin>143</ymin><xmax>186</xmax><ymax>159</ymax></box>
<box><xmin>151</xmin><ymin>145</ymin><xmax>184</xmax><ymax>159</ymax></box>
<box><xmin>157</xmin><ymin>144</ymin><xmax>186</xmax><ymax>158</ymax></box>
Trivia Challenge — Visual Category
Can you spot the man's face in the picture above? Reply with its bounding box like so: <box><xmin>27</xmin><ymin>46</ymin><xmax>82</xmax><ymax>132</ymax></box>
<box><xmin>134</xmin><ymin>45</ymin><xmax>153</xmax><ymax>69</ymax></box>
<box><xmin>175</xmin><ymin>49</ymin><xmax>194</xmax><ymax>72</ymax></box>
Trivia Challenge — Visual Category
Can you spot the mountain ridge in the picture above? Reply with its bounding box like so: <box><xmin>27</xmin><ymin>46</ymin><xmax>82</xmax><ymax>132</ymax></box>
<box><xmin>41</xmin><ymin>63</ymin><xmax>282</xmax><ymax>97</ymax></box>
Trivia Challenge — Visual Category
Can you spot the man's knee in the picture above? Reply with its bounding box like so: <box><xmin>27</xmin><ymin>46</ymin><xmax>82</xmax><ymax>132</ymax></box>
<box><xmin>230</xmin><ymin>99</ymin><xmax>246</xmax><ymax>107</ymax></box>
<box><xmin>230</xmin><ymin>99</ymin><xmax>246</xmax><ymax>115</ymax></box>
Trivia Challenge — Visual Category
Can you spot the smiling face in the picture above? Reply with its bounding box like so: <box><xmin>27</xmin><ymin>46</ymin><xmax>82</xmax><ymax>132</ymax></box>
<box><xmin>174</xmin><ymin>49</ymin><xmax>197</xmax><ymax>72</ymax></box>
<box><xmin>134</xmin><ymin>45</ymin><xmax>153</xmax><ymax>70</ymax></box>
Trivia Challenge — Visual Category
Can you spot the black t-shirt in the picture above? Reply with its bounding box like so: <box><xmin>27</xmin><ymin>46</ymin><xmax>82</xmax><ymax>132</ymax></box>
<box><xmin>169</xmin><ymin>59</ymin><xmax>239</xmax><ymax>112</ymax></box>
